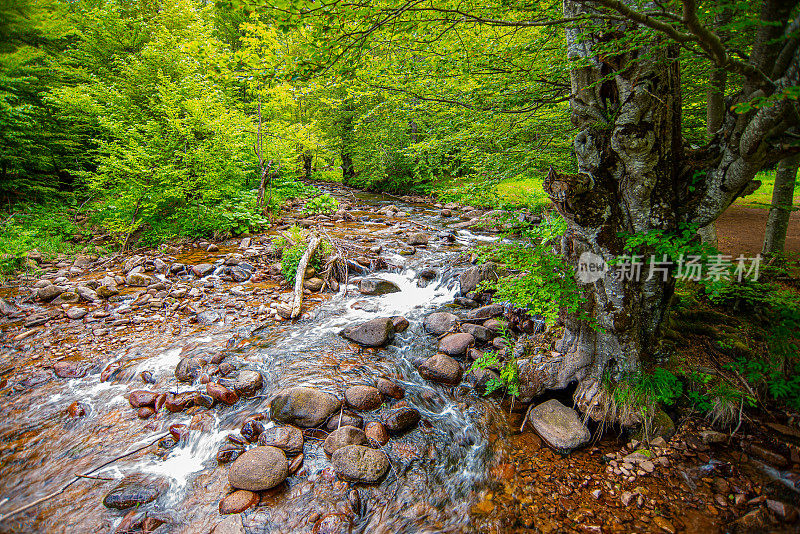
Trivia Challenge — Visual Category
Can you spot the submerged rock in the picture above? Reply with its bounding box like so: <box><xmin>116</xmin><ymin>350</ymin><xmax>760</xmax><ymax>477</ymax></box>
<box><xmin>103</xmin><ymin>475</ymin><xmax>167</xmax><ymax>510</ymax></box>
<box><xmin>270</xmin><ymin>387</ymin><xmax>342</xmax><ymax>428</ymax></box>
<box><xmin>383</xmin><ymin>406</ymin><xmax>421</xmax><ymax>434</ymax></box>
<box><xmin>331</xmin><ymin>445</ymin><xmax>389</xmax><ymax>483</ymax></box>
<box><xmin>365</xmin><ymin>422</ymin><xmax>389</xmax><ymax>446</ymax></box>
<box><xmin>258</xmin><ymin>425</ymin><xmax>304</xmax><ymax>455</ymax></box>
<box><xmin>527</xmin><ymin>399</ymin><xmax>590</xmax><ymax>453</ymax></box>
<box><xmin>228</xmin><ymin>446</ymin><xmax>288</xmax><ymax>491</ymax></box>
<box><xmin>219</xmin><ymin>490</ymin><xmax>259</xmax><ymax>515</ymax></box>
<box><xmin>418</xmin><ymin>353</ymin><xmax>462</xmax><ymax>385</ymax></box>
<box><xmin>340</xmin><ymin>317</ymin><xmax>395</xmax><ymax>347</ymax></box>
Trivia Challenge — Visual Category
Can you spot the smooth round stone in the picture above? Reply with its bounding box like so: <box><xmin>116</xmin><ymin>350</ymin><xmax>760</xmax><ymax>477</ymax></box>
<box><xmin>228</xmin><ymin>446</ymin><xmax>288</xmax><ymax>491</ymax></box>
<box><xmin>219</xmin><ymin>490</ymin><xmax>259</xmax><ymax>515</ymax></box>
<box><xmin>331</xmin><ymin>445</ymin><xmax>389</xmax><ymax>483</ymax></box>
<box><xmin>324</xmin><ymin>426</ymin><xmax>368</xmax><ymax>456</ymax></box>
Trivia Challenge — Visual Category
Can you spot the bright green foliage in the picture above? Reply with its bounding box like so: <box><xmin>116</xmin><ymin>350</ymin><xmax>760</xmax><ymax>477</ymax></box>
<box><xmin>277</xmin><ymin>225</ymin><xmax>325</xmax><ymax>283</ymax></box>
<box><xmin>477</xmin><ymin>215</ymin><xmax>585</xmax><ymax>323</ymax></box>
<box><xmin>468</xmin><ymin>350</ymin><xmax>520</xmax><ymax>397</ymax></box>
<box><xmin>303</xmin><ymin>194</ymin><xmax>338</xmax><ymax>215</ymax></box>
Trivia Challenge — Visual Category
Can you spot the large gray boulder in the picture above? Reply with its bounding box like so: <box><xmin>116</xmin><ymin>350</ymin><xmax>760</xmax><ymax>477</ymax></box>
<box><xmin>459</xmin><ymin>262</ymin><xmax>500</xmax><ymax>295</ymax></box>
<box><xmin>228</xmin><ymin>446</ymin><xmax>288</xmax><ymax>491</ymax></box>
<box><xmin>527</xmin><ymin>399</ymin><xmax>590</xmax><ymax>453</ymax></box>
<box><xmin>331</xmin><ymin>445</ymin><xmax>389</xmax><ymax>483</ymax></box>
<box><xmin>270</xmin><ymin>387</ymin><xmax>342</xmax><ymax>427</ymax></box>
<box><xmin>358</xmin><ymin>278</ymin><xmax>401</xmax><ymax>296</ymax></box>
<box><xmin>423</xmin><ymin>312</ymin><xmax>459</xmax><ymax>335</ymax></box>
<box><xmin>340</xmin><ymin>317</ymin><xmax>395</xmax><ymax>347</ymax></box>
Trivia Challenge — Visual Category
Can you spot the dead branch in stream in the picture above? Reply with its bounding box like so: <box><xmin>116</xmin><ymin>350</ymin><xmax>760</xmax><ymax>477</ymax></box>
<box><xmin>0</xmin><ymin>433</ymin><xmax>168</xmax><ymax>522</ymax></box>
<box><xmin>290</xmin><ymin>236</ymin><xmax>321</xmax><ymax>319</ymax></box>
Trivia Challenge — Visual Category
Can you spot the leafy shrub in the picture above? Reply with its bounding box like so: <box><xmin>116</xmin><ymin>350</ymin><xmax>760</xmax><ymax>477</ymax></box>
<box><xmin>303</xmin><ymin>194</ymin><xmax>339</xmax><ymax>215</ymax></box>
<box><xmin>278</xmin><ymin>225</ymin><xmax>324</xmax><ymax>283</ymax></box>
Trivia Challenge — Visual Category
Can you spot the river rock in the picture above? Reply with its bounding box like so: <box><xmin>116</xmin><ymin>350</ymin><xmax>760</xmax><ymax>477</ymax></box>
<box><xmin>228</xmin><ymin>446</ymin><xmax>288</xmax><ymax>491</ymax></box>
<box><xmin>465</xmin><ymin>367</ymin><xmax>500</xmax><ymax>394</ymax></box>
<box><xmin>345</xmin><ymin>385</ymin><xmax>383</xmax><ymax>411</ymax></box>
<box><xmin>461</xmin><ymin>323</ymin><xmax>492</xmax><ymax>342</ymax></box>
<box><xmin>192</xmin><ymin>263</ymin><xmax>215</xmax><ymax>277</ymax></box>
<box><xmin>312</xmin><ymin>514</ymin><xmax>353</xmax><ymax>534</ymax></box>
<box><xmin>196</xmin><ymin>310</ymin><xmax>221</xmax><ymax>325</ymax></box>
<box><xmin>240</xmin><ymin>419</ymin><xmax>265</xmax><ymax>442</ymax></box>
<box><xmin>126</xmin><ymin>272</ymin><xmax>153</xmax><ymax>287</ymax></box>
<box><xmin>67</xmin><ymin>401</ymin><xmax>87</xmax><ymax>417</ymax></box>
<box><xmin>123</xmin><ymin>255</ymin><xmax>144</xmax><ymax>273</ymax></box>
<box><xmin>75</xmin><ymin>286</ymin><xmax>99</xmax><ymax>302</ymax></box>
<box><xmin>358</xmin><ymin>278</ymin><xmax>401</xmax><ymax>295</ymax></box>
<box><xmin>258</xmin><ymin>425</ymin><xmax>304</xmax><ymax>455</ymax></box>
<box><xmin>418</xmin><ymin>353</ymin><xmax>462</xmax><ymax>384</ymax></box>
<box><xmin>423</xmin><ymin>312</ymin><xmax>459</xmax><ymax>335</ymax></box>
<box><xmin>383</xmin><ymin>406</ymin><xmax>421</xmax><ymax>434</ymax></box>
<box><xmin>303</xmin><ymin>277</ymin><xmax>324</xmax><ymax>291</ymax></box>
<box><xmin>377</xmin><ymin>378</ymin><xmax>404</xmax><ymax>399</ymax></box>
<box><xmin>128</xmin><ymin>390</ymin><xmax>158</xmax><ymax>408</ymax></box>
<box><xmin>459</xmin><ymin>262</ymin><xmax>499</xmax><ymax>295</ymax></box>
<box><xmin>217</xmin><ymin>443</ymin><xmax>244</xmax><ymax>463</ymax></box>
<box><xmin>219</xmin><ymin>490</ymin><xmax>259</xmax><ymax>515</ymax></box>
<box><xmin>324</xmin><ymin>426</ymin><xmax>368</xmax><ymax>455</ymax></box>
<box><xmin>407</xmin><ymin>233</ymin><xmax>429</xmax><ymax>246</ymax></box>
<box><xmin>391</xmin><ymin>316</ymin><xmax>410</xmax><ymax>333</ymax></box>
<box><xmin>468</xmin><ymin>304</ymin><xmax>505</xmax><ymax>321</ymax></box>
<box><xmin>270</xmin><ymin>387</ymin><xmax>342</xmax><ymax>427</ymax></box>
<box><xmin>438</xmin><ymin>333</ymin><xmax>474</xmax><ymax>356</ymax></box>
<box><xmin>96</xmin><ymin>285</ymin><xmax>118</xmax><ymax>298</ymax></box>
<box><xmin>175</xmin><ymin>357</ymin><xmax>202</xmax><ymax>382</ymax></box>
<box><xmin>65</xmin><ymin>307</ymin><xmax>88</xmax><ymax>320</ymax></box>
<box><xmin>103</xmin><ymin>475</ymin><xmax>167</xmax><ymax>510</ymax></box>
<box><xmin>365</xmin><ymin>422</ymin><xmax>389</xmax><ymax>445</ymax></box>
<box><xmin>53</xmin><ymin>360</ymin><xmax>87</xmax><ymax>379</ymax></box>
<box><xmin>331</xmin><ymin>445</ymin><xmax>389</xmax><ymax>483</ymax></box>
<box><xmin>37</xmin><ymin>284</ymin><xmax>65</xmax><ymax>301</ymax></box>
<box><xmin>527</xmin><ymin>399</ymin><xmax>590</xmax><ymax>453</ymax></box>
<box><xmin>326</xmin><ymin>411</ymin><xmax>364</xmax><ymax>431</ymax></box>
<box><xmin>226</xmin><ymin>370</ymin><xmax>263</xmax><ymax>396</ymax></box>
<box><xmin>340</xmin><ymin>317</ymin><xmax>395</xmax><ymax>347</ymax></box>
<box><xmin>207</xmin><ymin>382</ymin><xmax>238</xmax><ymax>405</ymax></box>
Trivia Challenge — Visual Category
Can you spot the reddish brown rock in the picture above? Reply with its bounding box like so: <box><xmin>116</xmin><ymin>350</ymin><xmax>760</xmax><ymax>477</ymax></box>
<box><xmin>344</xmin><ymin>385</ymin><xmax>383</xmax><ymax>411</ymax></box>
<box><xmin>67</xmin><ymin>401</ymin><xmax>86</xmax><ymax>417</ymax></box>
<box><xmin>365</xmin><ymin>421</ymin><xmax>389</xmax><ymax>446</ymax></box>
<box><xmin>207</xmin><ymin>382</ymin><xmax>239</xmax><ymax>405</ymax></box>
<box><xmin>128</xmin><ymin>390</ymin><xmax>158</xmax><ymax>408</ymax></box>
<box><xmin>219</xmin><ymin>490</ymin><xmax>259</xmax><ymax>515</ymax></box>
<box><xmin>377</xmin><ymin>378</ymin><xmax>404</xmax><ymax>400</ymax></box>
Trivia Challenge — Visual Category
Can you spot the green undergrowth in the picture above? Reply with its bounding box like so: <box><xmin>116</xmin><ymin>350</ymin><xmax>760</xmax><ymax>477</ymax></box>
<box><xmin>735</xmin><ymin>168</ymin><xmax>798</xmax><ymax>209</ymax></box>
<box><xmin>275</xmin><ymin>225</ymin><xmax>332</xmax><ymax>284</ymax></box>
<box><xmin>435</xmin><ymin>173</ymin><xmax>552</xmax><ymax>212</ymax></box>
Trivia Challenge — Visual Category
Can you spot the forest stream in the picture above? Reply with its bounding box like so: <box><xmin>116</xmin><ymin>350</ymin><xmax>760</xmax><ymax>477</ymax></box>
<box><xmin>0</xmin><ymin>185</ymin><xmax>798</xmax><ymax>534</ymax></box>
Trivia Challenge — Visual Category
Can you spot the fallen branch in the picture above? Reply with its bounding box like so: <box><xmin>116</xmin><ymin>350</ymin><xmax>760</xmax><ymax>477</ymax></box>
<box><xmin>0</xmin><ymin>433</ymin><xmax>167</xmax><ymax>522</ymax></box>
<box><xmin>290</xmin><ymin>236</ymin><xmax>321</xmax><ymax>319</ymax></box>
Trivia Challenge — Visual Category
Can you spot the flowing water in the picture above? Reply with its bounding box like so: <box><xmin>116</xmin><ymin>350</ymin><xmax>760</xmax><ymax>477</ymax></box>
<box><xmin>0</xmin><ymin>189</ymin><xmax>517</xmax><ymax>533</ymax></box>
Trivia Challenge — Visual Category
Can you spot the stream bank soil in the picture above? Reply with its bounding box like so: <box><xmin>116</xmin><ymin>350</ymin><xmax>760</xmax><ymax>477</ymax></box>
<box><xmin>0</xmin><ymin>185</ymin><xmax>797</xmax><ymax>534</ymax></box>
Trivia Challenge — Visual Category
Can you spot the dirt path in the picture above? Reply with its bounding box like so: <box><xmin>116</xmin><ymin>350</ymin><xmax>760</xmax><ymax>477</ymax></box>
<box><xmin>716</xmin><ymin>205</ymin><xmax>799</xmax><ymax>256</ymax></box>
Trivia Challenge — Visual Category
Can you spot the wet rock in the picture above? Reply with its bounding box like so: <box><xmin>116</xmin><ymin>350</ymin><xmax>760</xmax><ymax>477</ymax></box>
<box><xmin>212</xmin><ymin>516</ymin><xmax>246</xmax><ymax>534</ymax></box>
<box><xmin>324</xmin><ymin>426</ymin><xmax>368</xmax><ymax>455</ymax></box>
<box><xmin>312</xmin><ymin>513</ymin><xmax>353</xmax><ymax>534</ymax></box>
<box><xmin>418</xmin><ymin>353</ymin><xmax>462</xmax><ymax>384</ymax></box>
<box><xmin>64</xmin><ymin>306</ymin><xmax>88</xmax><ymax>321</ymax></box>
<box><xmin>228</xmin><ymin>446</ymin><xmax>288</xmax><ymax>491</ymax></box>
<box><xmin>304</xmin><ymin>277</ymin><xmax>324</xmax><ymax>291</ymax></box>
<box><xmin>747</xmin><ymin>443</ymin><xmax>788</xmax><ymax>467</ymax></box>
<box><xmin>460</xmin><ymin>323</ymin><xmax>492</xmax><ymax>342</ymax></box>
<box><xmin>67</xmin><ymin>401</ymin><xmax>87</xmax><ymax>417</ymax></box>
<box><xmin>137</xmin><ymin>407</ymin><xmax>155</xmax><ymax>419</ymax></box>
<box><xmin>482</xmin><ymin>318</ymin><xmax>503</xmax><ymax>333</ymax></box>
<box><xmin>230</xmin><ymin>267</ymin><xmax>250</xmax><ymax>283</ymax></box>
<box><xmin>103</xmin><ymin>475</ymin><xmax>166</xmax><ymax>510</ymax></box>
<box><xmin>767</xmin><ymin>500</ymin><xmax>798</xmax><ymax>522</ymax></box>
<box><xmin>325</xmin><ymin>411</ymin><xmax>364</xmax><ymax>431</ymax></box>
<box><xmin>407</xmin><ymin>233</ymin><xmax>429</xmax><ymax>246</ymax></box>
<box><xmin>289</xmin><ymin>452</ymin><xmax>304</xmax><ymax>475</ymax></box>
<box><xmin>217</xmin><ymin>443</ymin><xmax>244</xmax><ymax>463</ymax></box>
<box><xmin>730</xmin><ymin>508</ymin><xmax>769</xmax><ymax>533</ymax></box>
<box><xmin>207</xmin><ymin>382</ymin><xmax>239</xmax><ymax>405</ymax></box>
<box><xmin>383</xmin><ymin>407</ymin><xmax>421</xmax><ymax>434</ymax></box>
<box><xmin>331</xmin><ymin>445</ymin><xmax>389</xmax><ymax>483</ymax></box>
<box><xmin>271</xmin><ymin>387</ymin><xmax>342</xmax><ymax>428</ymax></box>
<box><xmin>365</xmin><ymin>422</ymin><xmax>389</xmax><ymax>446</ymax></box>
<box><xmin>340</xmin><ymin>317</ymin><xmax>395</xmax><ymax>347</ymax></box>
<box><xmin>527</xmin><ymin>399</ymin><xmax>590</xmax><ymax>453</ymax></box>
<box><xmin>96</xmin><ymin>285</ymin><xmax>118</xmax><ymax>298</ymax></box>
<box><xmin>358</xmin><ymin>278</ymin><xmax>401</xmax><ymax>296</ymax></box>
<box><xmin>37</xmin><ymin>284</ymin><xmax>65</xmax><ymax>301</ymax></box>
<box><xmin>240</xmin><ymin>420</ymin><xmax>265</xmax><ymax>442</ymax></box>
<box><xmin>123</xmin><ymin>255</ymin><xmax>145</xmax><ymax>273</ymax></box>
<box><xmin>128</xmin><ymin>390</ymin><xmax>158</xmax><ymax>408</ymax></box>
<box><xmin>377</xmin><ymin>378</ymin><xmax>404</xmax><ymax>400</ymax></box>
<box><xmin>459</xmin><ymin>262</ymin><xmax>499</xmax><ymax>295</ymax></box>
<box><xmin>126</xmin><ymin>272</ymin><xmax>153</xmax><ymax>287</ymax></box>
<box><xmin>75</xmin><ymin>285</ymin><xmax>99</xmax><ymax>302</ymax></box>
<box><xmin>165</xmin><ymin>391</ymin><xmax>198</xmax><ymax>412</ymax></box>
<box><xmin>219</xmin><ymin>490</ymin><xmax>259</xmax><ymax>515</ymax></box>
<box><xmin>465</xmin><ymin>367</ymin><xmax>500</xmax><ymax>394</ymax></box>
<box><xmin>169</xmin><ymin>424</ymin><xmax>189</xmax><ymax>442</ymax></box>
<box><xmin>391</xmin><ymin>316</ymin><xmax>410</xmax><ymax>333</ymax></box>
<box><xmin>258</xmin><ymin>425</ymin><xmax>304</xmax><ymax>455</ymax></box>
<box><xmin>438</xmin><ymin>333</ymin><xmax>474</xmax><ymax>356</ymax></box>
<box><xmin>196</xmin><ymin>310</ymin><xmax>221</xmax><ymax>325</ymax></box>
<box><xmin>423</xmin><ymin>312</ymin><xmax>459</xmax><ymax>335</ymax></box>
<box><xmin>192</xmin><ymin>263</ymin><xmax>215</xmax><ymax>277</ymax></box>
<box><xmin>468</xmin><ymin>304</ymin><xmax>505</xmax><ymax>321</ymax></box>
<box><xmin>53</xmin><ymin>361</ymin><xmax>87</xmax><ymax>379</ymax></box>
<box><xmin>0</xmin><ymin>298</ymin><xmax>20</xmax><ymax>316</ymax></box>
<box><xmin>345</xmin><ymin>385</ymin><xmax>383</xmax><ymax>411</ymax></box>
<box><xmin>228</xmin><ymin>370</ymin><xmax>263</xmax><ymax>397</ymax></box>
<box><xmin>175</xmin><ymin>357</ymin><xmax>203</xmax><ymax>382</ymax></box>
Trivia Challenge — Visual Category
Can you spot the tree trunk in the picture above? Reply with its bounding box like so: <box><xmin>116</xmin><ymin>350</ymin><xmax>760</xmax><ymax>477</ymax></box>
<box><xmin>341</xmin><ymin>151</ymin><xmax>355</xmax><ymax>184</ymax></box>
<box><xmin>532</xmin><ymin>1</ymin><xmax>682</xmax><ymax>421</ymax></box>
<box><xmin>763</xmin><ymin>153</ymin><xmax>799</xmax><ymax>256</ymax></box>
<box><xmin>300</xmin><ymin>153</ymin><xmax>312</xmax><ymax>181</ymax></box>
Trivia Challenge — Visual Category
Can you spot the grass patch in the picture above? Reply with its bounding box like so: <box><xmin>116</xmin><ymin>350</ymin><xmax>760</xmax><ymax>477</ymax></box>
<box><xmin>736</xmin><ymin>169</ymin><xmax>799</xmax><ymax>209</ymax></box>
<box><xmin>434</xmin><ymin>174</ymin><xmax>552</xmax><ymax>212</ymax></box>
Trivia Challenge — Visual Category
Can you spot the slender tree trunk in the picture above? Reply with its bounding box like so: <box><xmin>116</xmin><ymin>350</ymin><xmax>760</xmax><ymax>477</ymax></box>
<box><xmin>341</xmin><ymin>151</ymin><xmax>355</xmax><ymax>184</ymax></box>
<box><xmin>301</xmin><ymin>153</ymin><xmax>312</xmax><ymax>181</ymax></box>
<box><xmin>763</xmin><ymin>153</ymin><xmax>799</xmax><ymax>256</ymax></box>
<box><xmin>523</xmin><ymin>2</ymin><xmax>682</xmax><ymax>421</ymax></box>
